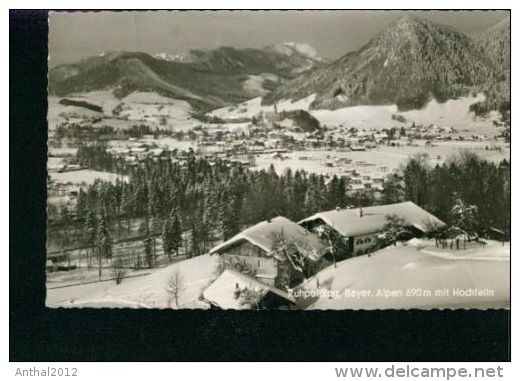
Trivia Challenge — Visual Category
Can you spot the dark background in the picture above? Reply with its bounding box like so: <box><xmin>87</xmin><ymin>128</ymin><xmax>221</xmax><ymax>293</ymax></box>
<box><xmin>10</xmin><ymin>9</ymin><xmax>511</xmax><ymax>362</ymax></box>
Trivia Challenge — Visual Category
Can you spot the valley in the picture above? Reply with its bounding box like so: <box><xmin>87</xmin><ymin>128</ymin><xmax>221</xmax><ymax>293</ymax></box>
<box><xmin>45</xmin><ymin>13</ymin><xmax>510</xmax><ymax>311</ymax></box>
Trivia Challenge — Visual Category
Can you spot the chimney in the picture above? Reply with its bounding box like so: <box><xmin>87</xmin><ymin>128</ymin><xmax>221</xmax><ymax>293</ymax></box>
<box><xmin>336</xmin><ymin>206</ymin><xmax>340</xmax><ymax>212</ymax></box>
<box><xmin>358</xmin><ymin>207</ymin><xmax>363</xmax><ymax>218</ymax></box>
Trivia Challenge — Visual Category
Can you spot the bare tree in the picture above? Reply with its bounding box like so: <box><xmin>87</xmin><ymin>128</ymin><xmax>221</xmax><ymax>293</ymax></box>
<box><xmin>321</xmin><ymin>224</ymin><xmax>350</xmax><ymax>266</ymax></box>
<box><xmin>166</xmin><ymin>269</ymin><xmax>186</xmax><ymax>308</ymax></box>
<box><xmin>379</xmin><ymin>214</ymin><xmax>409</xmax><ymax>247</ymax></box>
<box><xmin>237</xmin><ymin>288</ymin><xmax>265</xmax><ymax>310</ymax></box>
<box><xmin>111</xmin><ymin>257</ymin><xmax>126</xmax><ymax>285</ymax></box>
<box><xmin>271</xmin><ymin>232</ymin><xmax>311</xmax><ymax>278</ymax></box>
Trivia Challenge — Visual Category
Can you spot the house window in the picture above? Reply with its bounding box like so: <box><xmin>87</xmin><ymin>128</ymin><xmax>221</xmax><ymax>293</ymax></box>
<box><xmin>365</xmin><ymin>237</ymin><xmax>371</xmax><ymax>243</ymax></box>
<box><xmin>356</xmin><ymin>239</ymin><xmax>363</xmax><ymax>245</ymax></box>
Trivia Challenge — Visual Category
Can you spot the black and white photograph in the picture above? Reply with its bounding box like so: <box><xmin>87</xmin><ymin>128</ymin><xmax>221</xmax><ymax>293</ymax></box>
<box><xmin>43</xmin><ymin>10</ymin><xmax>511</xmax><ymax>311</ymax></box>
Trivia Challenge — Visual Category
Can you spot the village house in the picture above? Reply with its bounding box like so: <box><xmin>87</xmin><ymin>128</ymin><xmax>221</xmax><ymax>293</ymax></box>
<box><xmin>209</xmin><ymin>216</ymin><xmax>329</xmax><ymax>287</ymax></box>
<box><xmin>299</xmin><ymin>201</ymin><xmax>445</xmax><ymax>256</ymax></box>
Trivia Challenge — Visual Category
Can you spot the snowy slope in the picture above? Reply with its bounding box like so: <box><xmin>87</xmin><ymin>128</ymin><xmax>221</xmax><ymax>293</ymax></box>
<box><xmin>208</xmin><ymin>94</ymin><xmax>317</xmax><ymax>120</ymax></box>
<box><xmin>48</xmin><ymin>239</ymin><xmax>509</xmax><ymax>310</ymax></box>
<box><xmin>297</xmin><ymin>239</ymin><xmax>509</xmax><ymax>310</ymax></box>
<box><xmin>317</xmin><ymin>94</ymin><xmax>501</xmax><ymax>132</ymax></box>
<box><xmin>315</xmin><ymin>93</ymin><xmax>501</xmax><ymax>132</ymax></box>
<box><xmin>269</xmin><ymin>42</ymin><xmax>323</xmax><ymax>62</ymax></box>
<box><xmin>209</xmin><ymin>93</ymin><xmax>500</xmax><ymax>133</ymax></box>
<box><xmin>49</xmin><ymin>254</ymin><xmax>219</xmax><ymax>309</ymax></box>
<box><xmin>49</xmin><ymin>170</ymin><xmax>128</xmax><ymax>185</ymax></box>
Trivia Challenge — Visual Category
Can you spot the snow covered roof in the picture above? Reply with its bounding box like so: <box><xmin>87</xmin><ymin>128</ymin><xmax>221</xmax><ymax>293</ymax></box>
<box><xmin>202</xmin><ymin>269</ymin><xmax>296</xmax><ymax>309</ymax></box>
<box><xmin>209</xmin><ymin>216</ymin><xmax>328</xmax><ymax>261</ymax></box>
<box><xmin>299</xmin><ymin>201</ymin><xmax>445</xmax><ymax>237</ymax></box>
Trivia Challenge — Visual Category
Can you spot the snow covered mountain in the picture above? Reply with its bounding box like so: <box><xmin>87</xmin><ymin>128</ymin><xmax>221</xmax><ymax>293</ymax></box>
<box><xmin>49</xmin><ymin>44</ymin><xmax>324</xmax><ymax>112</ymax></box>
<box><xmin>263</xmin><ymin>16</ymin><xmax>504</xmax><ymax>113</ymax></box>
<box><xmin>269</xmin><ymin>42</ymin><xmax>323</xmax><ymax>61</ymax></box>
<box><xmin>153</xmin><ymin>52</ymin><xmax>197</xmax><ymax>63</ymax></box>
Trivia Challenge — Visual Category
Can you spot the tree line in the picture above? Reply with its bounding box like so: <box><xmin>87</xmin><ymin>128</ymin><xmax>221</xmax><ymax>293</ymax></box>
<box><xmin>50</xmin><ymin>146</ymin><xmax>510</xmax><ymax>269</ymax></box>
<box><xmin>401</xmin><ymin>152</ymin><xmax>510</xmax><ymax>236</ymax></box>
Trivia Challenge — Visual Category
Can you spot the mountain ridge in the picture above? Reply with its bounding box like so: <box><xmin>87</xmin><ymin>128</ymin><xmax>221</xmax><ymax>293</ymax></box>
<box><xmin>49</xmin><ymin>16</ymin><xmax>510</xmax><ymax>117</ymax></box>
<box><xmin>49</xmin><ymin>45</ymin><xmax>324</xmax><ymax>112</ymax></box>
<box><xmin>469</xmin><ymin>15</ymin><xmax>510</xmax><ymax>120</ymax></box>
<box><xmin>263</xmin><ymin>16</ymin><xmax>504</xmax><ymax>113</ymax></box>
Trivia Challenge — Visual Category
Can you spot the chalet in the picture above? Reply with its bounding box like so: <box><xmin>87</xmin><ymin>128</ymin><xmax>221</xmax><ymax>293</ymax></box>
<box><xmin>209</xmin><ymin>216</ymin><xmax>329</xmax><ymax>287</ymax></box>
<box><xmin>202</xmin><ymin>269</ymin><xmax>296</xmax><ymax>310</ymax></box>
<box><xmin>299</xmin><ymin>201</ymin><xmax>445</xmax><ymax>256</ymax></box>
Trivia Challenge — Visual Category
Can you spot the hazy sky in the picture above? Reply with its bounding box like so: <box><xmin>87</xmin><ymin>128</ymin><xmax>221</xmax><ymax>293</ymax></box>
<box><xmin>49</xmin><ymin>10</ymin><xmax>509</xmax><ymax>67</ymax></box>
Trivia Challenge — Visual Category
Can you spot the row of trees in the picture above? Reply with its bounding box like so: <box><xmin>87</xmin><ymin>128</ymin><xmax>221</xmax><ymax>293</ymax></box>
<box><xmin>70</xmin><ymin>154</ymin><xmax>367</xmax><ymax>241</ymax></box>
<box><xmin>83</xmin><ymin>212</ymin><xmax>112</xmax><ymax>280</ymax></box>
<box><xmin>401</xmin><ymin>152</ymin><xmax>510</xmax><ymax>236</ymax></box>
<box><xmin>51</xmin><ymin>152</ymin><xmax>375</xmax><ymax>268</ymax></box>
<box><xmin>54</xmin><ymin>123</ymin><xmax>159</xmax><ymax>142</ymax></box>
<box><xmin>50</xmin><ymin>147</ymin><xmax>510</xmax><ymax>273</ymax></box>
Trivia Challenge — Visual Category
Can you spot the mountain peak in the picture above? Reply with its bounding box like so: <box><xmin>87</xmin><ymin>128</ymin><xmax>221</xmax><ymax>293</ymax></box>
<box><xmin>385</xmin><ymin>15</ymin><xmax>457</xmax><ymax>35</ymax></box>
<box><xmin>95</xmin><ymin>50</ymin><xmax>125</xmax><ymax>60</ymax></box>
<box><xmin>264</xmin><ymin>16</ymin><xmax>498</xmax><ymax>112</ymax></box>
<box><xmin>153</xmin><ymin>51</ymin><xmax>195</xmax><ymax>63</ymax></box>
<box><xmin>49</xmin><ymin>43</ymin><xmax>323</xmax><ymax>112</ymax></box>
<box><xmin>387</xmin><ymin>15</ymin><xmax>436</xmax><ymax>33</ymax></box>
<box><xmin>395</xmin><ymin>14</ymin><xmax>423</xmax><ymax>25</ymax></box>
<box><xmin>266</xmin><ymin>42</ymin><xmax>323</xmax><ymax>62</ymax></box>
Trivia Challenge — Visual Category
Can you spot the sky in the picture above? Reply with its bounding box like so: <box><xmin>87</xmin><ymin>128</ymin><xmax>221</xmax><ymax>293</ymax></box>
<box><xmin>49</xmin><ymin>10</ymin><xmax>509</xmax><ymax>68</ymax></box>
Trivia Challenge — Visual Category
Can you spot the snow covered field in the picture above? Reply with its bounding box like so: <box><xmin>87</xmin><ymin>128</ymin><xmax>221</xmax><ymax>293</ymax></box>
<box><xmin>296</xmin><ymin>239</ymin><xmax>510</xmax><ymax>310</ymax></box>
<box><xmin>312</xmin><ymin>94</ymin><xmax>500</xmax><ymax>133</ymax></box>
<box><xmin>48</xmin><ymin>96</ymin><xmax>103</xmax><ymax>130</ymax></box>
<box><xmin>50</xmin><ymin>91</ymin><xmax>502</xmax><ymax>139</ymax></box>
<box><xmin>49</xmin><ymin>91</ymin><xmax>197</xmax><ymax>131</ymax></box>
<box><xmin>47</xmin><ymin>254</ymin><xmax>219</xmax><ymax>309</ymax></box>
<box><xmin>209</xmin><ymin>94</ymin><xmax>317</xmax><ymax>120</ymax></box>
<box><xmin>252</xmin><ymin>142</ymin><xmax>510</xmax><ymax>177</ymax></box>
<box><xmin>47</xmin><ymin>239</ymin><xmax>509</xmax><ymax>310</ymax></box>
<box><xmin>49</xmin><ymin>169</ymin><xmax>128</xmax><ymax>185</ymax></box>
<box><xmin>48</xmin><ymin>147</ymin><xmax>78</xmax><ymax>157</ymax></box>
<box><xmin>209</xmin><ymin>93</ymin><xmax>501</xmax><ymax>134</ymax></box>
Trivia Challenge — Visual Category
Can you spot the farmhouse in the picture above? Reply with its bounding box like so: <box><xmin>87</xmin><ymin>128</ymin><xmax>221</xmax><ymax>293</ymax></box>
<box><xmin>299</xmin><ymin>201</ymin><xmax>445</xmax><ymax>256</ymax></box>
<box><xmin>209</xmin><ymin>216</ymin><xmax>329</xmax><ymax>287</ymax></box>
